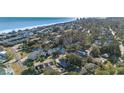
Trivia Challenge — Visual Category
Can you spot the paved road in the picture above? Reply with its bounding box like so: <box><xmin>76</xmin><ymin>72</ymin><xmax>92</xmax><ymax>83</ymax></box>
<box><xmin>109</xmin><ymin>27</ymin><xmax>124</xmax><ymax>56</ymax></box>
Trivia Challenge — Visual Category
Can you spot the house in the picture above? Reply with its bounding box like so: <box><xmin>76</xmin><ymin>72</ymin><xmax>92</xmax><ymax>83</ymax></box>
<box><xmin>47</xmin><ymin>47</ymin><xmax>65</xmax><ymax>55</ymax></box>
<box><xmin>92</xmin><ymin>57</ymin><xmax>107</xmax><ymax>64</ymax></box>
<box><xmin>76</xmin><ymin>50</ymin><xmax>87</xmax><ymax>57</ymax></box>
<box><xmin>59</xmin><ymin>47</ymin><xmax>65</xmax><ymax>54</ymax></box>
<box><xmin>0</xmin><ymin>35</ymin><xmax>28</xmax><ymax>46</ymax></box>
<box><xmin>44</xmin><ymin>40</ymin><xmax>50</xmax><ymax>44</ymax></box>
<box><xmin>58</xmin><ymin>60</ymin><xmax>69</xmax><ymax>68</ymax></box>
<box><xmin>56</xmin><ymin>58</ymin><xmax>70</xmax><ymax>68</ymax></box>
<box><xmin>18</xmin><ymin>31</ymin><xmax>34</xmax><ymax>37</ymax></box>
<box><xmin>28</xmin><ymin>50</ymin><xmax>49</xmax><ymax>60</ymax></box>
<box><xmin>94</xmin><ymin>39</ymin><xmax>102</xmax><ymax>45</ymax></box>
<box><xmin>0</xmin><ymin>30</ymin><xmax>34</xmax><ymax>46</ymax></box>
<box><xmin>34</xmin><ymin>59</ymin><xmax>54</xmax><ymax>70</ymax></box>
<box><xmin>101</xmin><ymin>53</ymin><xmax>109</xmax><ymax>58</ymax></box>
<box><xmin>0</xmin><ymin>50</ymin><xmax>7</xmax><ymax>63</ymax></box>
<box><xmin>85</xmin><ymin>48</ymin><xmax>92</xmax><ymax>56</ymax></box>
<box><xmin>28</xmin><ymin>51</ymin><xmax>41</xmax><ymax>60</ymax></box>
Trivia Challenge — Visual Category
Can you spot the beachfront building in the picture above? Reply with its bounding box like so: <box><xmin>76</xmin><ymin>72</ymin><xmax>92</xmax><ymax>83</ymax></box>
<box><xmin>0</xmin><ymin>32</ymin><xmax>32</xmax><ymax>46</ymax></box>
<box><xmin>0</xmin><ymin>30</ymin><xmax>35</xmax><ymax>46</ymax></box>
<box><xmin>0</xmin><ymin>36</ymin><xmax>28</xmax><ymax>46</ymax></box>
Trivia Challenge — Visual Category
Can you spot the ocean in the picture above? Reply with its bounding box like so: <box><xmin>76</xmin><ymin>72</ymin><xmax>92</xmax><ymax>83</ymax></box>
<box><xmin>0</xmin><ymin>17</ymin><xmax>75</xmax><ymax>33</ymax></box>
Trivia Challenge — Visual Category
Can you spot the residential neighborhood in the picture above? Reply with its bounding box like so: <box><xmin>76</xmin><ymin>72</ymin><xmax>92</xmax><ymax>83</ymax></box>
<box><xmin>1</xmin><ymin>17</ymin><xmax>124</xmax><ymax>75</ymax></box>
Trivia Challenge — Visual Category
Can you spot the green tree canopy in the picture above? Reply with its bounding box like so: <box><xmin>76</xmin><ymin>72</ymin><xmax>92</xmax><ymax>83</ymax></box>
<box><xmin>43</xmin><ymin>67</ymin><xmax>60</xmax><ymax>75</ymax></box>
<box><xmin>90</xmin><ymin>46</ymin><xmax>101</xmax><ymax>57</ymax></box>
<box><xmin>66</xmin><ymin>54</ymin><xmax>83</xmax><ymax>69</ymax></box>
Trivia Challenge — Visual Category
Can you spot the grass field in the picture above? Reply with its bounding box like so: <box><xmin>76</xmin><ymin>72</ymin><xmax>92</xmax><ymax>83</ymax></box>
<box><xmin>5</xmin><ymin>47</ymin><xmax>14</xmax><ymax>61</ymax></box>
<box><xmin>11</xmin><ymin>63</ymin><xmax>23</xmax><ymax>75</ymax></box>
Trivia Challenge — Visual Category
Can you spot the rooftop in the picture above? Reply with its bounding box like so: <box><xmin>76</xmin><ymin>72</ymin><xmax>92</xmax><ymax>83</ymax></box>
<box><xmin>0</xmin><ymin>51</ymin><xmax>7</xmax><ymax>54</ymax></box>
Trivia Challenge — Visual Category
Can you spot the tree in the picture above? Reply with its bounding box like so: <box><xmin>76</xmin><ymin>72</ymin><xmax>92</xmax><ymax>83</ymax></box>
<box><xmin>87</xmin><ymin>56</ymin><xmax>93</xmax><ymax>63</ymax></box>
<box><xmin>23</xmin><ymin>59</ymin><xmax>34</xmax><ymax>67</ymax></box>
<box><xmin>52</xmin><ymin>51</ymin><xmax>60</xmax><ymax>59</ymax></box>
<box><xmin>66</xmin><ymin>44</ymin><xmax>82</xmax><ymax>53</ymax></box>
<box><xmin>58</xmin><ymin>36</ymin><xmax>64</xmax><ymax>45</ymax></box>
<box><xmin>21</xmin><ymin>67</ymin><xmax>41</xmax><ymax>75</ymax></box>
<box><xmin>6</xmin><ymin>48</ymin><xmax>14</xmax><ymax>61</ymax></box>
<box><xmin>21</xmin><ymin>42</ymin><xmax>32</xmax><ymax>53</ymax></box>
<box><xmin>66</xmin><ymin>72</ymin><xmax>80</xmax><ymax>75</ymax></box>
<box><xmin>116</xmin><ymin>62</ymin><xmax>124</xmax><ymax>75</ymax></box>
<box><xmin>43</xmin><ymin>67</ymin><xmax>60</xmax><ymax>75</ymax></box>
<box><xmin>83</xmin><ymin>35</ymin><xmax>92</xmax><ymax>45</ymax></box>
<box><xmin>36</xmin><ymin>55</ymin><xmax>45</xmax><ymax>62</ymax></box>
<box><xmin>95</xmin><ymin>61</ymin><xmax>116</xmax><ymax>75</ymax></box>
<box><xmin>0</xmin><ymin>63</ymin><xmax>5</xmax><ymax>68</ymax></box>
<box><xmin>100</xmin><ymin>43</ymin><xmax>121</xmax><ymax>63</ymax></box>
<box><xmin>66</xmin><ymin>54</ymin><xmax>83</xmax><ymax>69</ymax></box>
<box><xmin>53</xmin><ymin>27</ymin><xmax>60</xmax><ymax>32</ymax></box>
<box><xmin>116</xmin><ymin>67</ymin><xmax>124</xmax><ymax>75</ymax></box>
<box><xmin>90</xmin><ymin>46</ymin><xmax>101</xmax><ymax>57</ymax></box>
<box><xmin>95</xmin><ymin>69</ymin><xmax>110</xmax><ymax>75</ymax></box>
<box><xmin>85</xmin><ymin>63</ymin><xmax>97</xmax><ymax>74</ymax></box>
<box><xmin>66</xmin><ymin>45</ymin><xmax>77</xmax><ymax>52</ymax></box>
<box><xmin>100</xmin><ymin>43</ymin><xmax>121</xmax><ymax>57</ymax></box>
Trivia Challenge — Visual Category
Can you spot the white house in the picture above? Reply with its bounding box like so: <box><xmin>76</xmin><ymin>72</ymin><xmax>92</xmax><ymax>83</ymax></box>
<box><xmin>0</xmin><ymin>50</ymin><xmax>7</xmax><ymax>63</ymax></box>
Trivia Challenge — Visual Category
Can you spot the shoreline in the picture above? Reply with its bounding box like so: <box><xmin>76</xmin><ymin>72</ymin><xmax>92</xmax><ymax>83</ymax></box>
<box><xmin>0</xmin><ymin>18</ymin><xmax>76</xmax><ymax>34</ymax></box>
